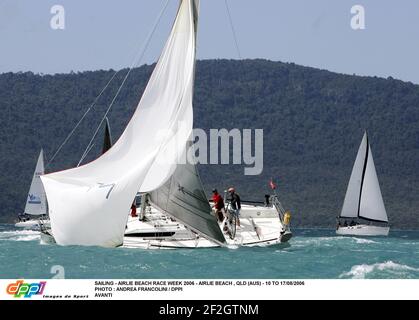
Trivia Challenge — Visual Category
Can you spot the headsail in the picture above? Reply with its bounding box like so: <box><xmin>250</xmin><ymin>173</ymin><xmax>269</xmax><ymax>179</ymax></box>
<box><xmin>25</xmin><ymin>149</ymin><xmax>47</xmax><ymax>216</ymax></box>
<box><xmin>41</xmin><ymin>0</ymin><xmax>202</xmax><ymax>247</ymax></box>
<box><xmin>340</xmin><ymin>132</ymin><xmax>388</xmax><ymax>223</ymax></box>
<box><xmin>340</xmin><ymin>133</ymin><xmax>367</xmax><ymax>219</ymax></box>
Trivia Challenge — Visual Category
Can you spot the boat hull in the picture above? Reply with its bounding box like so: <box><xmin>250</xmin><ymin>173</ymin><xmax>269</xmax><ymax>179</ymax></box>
<box><xmin>41</xmin><ymin>204</ymin><xmax>293</xmax><ymax>249</ymax></box>
<box><xmin>122</xmin><ymin>204</ymin><xmax>292</xmax><ymax>249</ymax></box>
<box><xmin>15</xmin><ymin>217</ymin><xmax>50</xmax><ymax>229</ymax></box>
<box><xmin>336</xmin><ymin>225</ymin><xmax>389</xmax><ymax>236</ymax></box>
<box><xmin>15</xmin><ymin>220</ymin><xmax>41</xmax><ymax>229</ymax></box>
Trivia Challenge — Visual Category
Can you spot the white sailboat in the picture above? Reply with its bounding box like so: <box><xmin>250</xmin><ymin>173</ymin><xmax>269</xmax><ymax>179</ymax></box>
<box><xmin>39</xmin><ymin>0</ymin><xmax>292</xmax><ymax>248</ymax></box>
<box><xmin>123</xmin><ymin>193</ymin><xmax>292</xmax><ymax>249</ymax></box>
<box><xmin>336</xmin><ymin>132</ymin><xmax>389</xmax><ymax>236</ymax></box>
<box><xmin>15</xmin><ymin>149</ymin><xmax>49</xmax><ymax>229</ymax></box>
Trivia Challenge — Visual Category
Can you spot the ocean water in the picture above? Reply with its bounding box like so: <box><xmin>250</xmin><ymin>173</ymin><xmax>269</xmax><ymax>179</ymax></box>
<box><xmin>0</xmin><ymin>224</ymin><xmax>418</xmax><ymax>279</ymax></box>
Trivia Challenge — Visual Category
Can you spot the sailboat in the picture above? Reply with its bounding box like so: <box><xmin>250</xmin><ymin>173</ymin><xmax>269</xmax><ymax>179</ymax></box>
<box><xmin>40</xmin><ymin>0</ymin><xmax>291</xmax><ymax>248</ymax></box>
<box><xmin>123</xmin><ymin>192</ymin><xmax>292</xmax><ymax>249</ymax></box>
<box><xmin>15</xmin><ymin>150</ymin><xmax>49</xmax><ymax>229</ymax></box>
<box><xmin>336</xmin><ymin>132</ymin><xmax>389</xmax><ymax>236</ymax></box>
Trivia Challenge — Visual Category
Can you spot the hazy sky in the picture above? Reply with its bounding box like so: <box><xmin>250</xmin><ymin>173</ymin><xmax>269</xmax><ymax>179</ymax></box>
<box><xmin>1</xmin><ymin>0</ymin><xmax>419</xmax><ymax>83</ymax></box>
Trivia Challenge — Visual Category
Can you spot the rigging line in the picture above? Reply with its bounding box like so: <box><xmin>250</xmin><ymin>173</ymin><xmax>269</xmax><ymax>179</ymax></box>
<box><xmin>46</xmin><ymin>69</ymin><xmax>121</xmax><ymax>168</ymax></box>
<box><xmin>77</xmin><ymin>0</ymin><xmax>171</xmax><ymax>167</ymax></box>
<box><xmin>224</xmin><ymin>0</ymin><xmax>242</xmax><ymax>59</ymax></box>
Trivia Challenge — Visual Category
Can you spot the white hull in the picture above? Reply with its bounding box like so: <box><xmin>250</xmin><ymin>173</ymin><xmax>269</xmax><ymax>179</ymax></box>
<box><xmin>336</xmin><ymin>224</ymin><xmax>389</xmax><ymax>236</ymax></box>
<box><xmin>122</xmin><ymin>204</ymin><xmax>291</xmax><ymax>249</ymax></box>
<box><xmin>15</xmin><ymin>219</ymin><xmax>50</xmax><ymax>230</ymax></box>
<box><xmin>41</xmin><ymin>203</ymin><xmax>292</xmax><ymax>249</ymax></box>
<box><xmin>15</xmin><ymin>220</ymin><xmax>41</xmax><ymax>229</ymax></box>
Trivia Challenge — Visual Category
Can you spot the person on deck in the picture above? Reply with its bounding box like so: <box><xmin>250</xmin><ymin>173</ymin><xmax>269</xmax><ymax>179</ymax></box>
<box><xmin>211</xmin><ymin>189</ymin><xmax>226</xmax><ymax>222</ymax></box>
<box><xmin>228</xmin><ymin>187</ymin><xmax>241</xmax><ymax>227</ymax></box>
<box><xmin>130</xmin><ymin>202</ymin><xmax>138</xmax><ymax>218</ymax></box>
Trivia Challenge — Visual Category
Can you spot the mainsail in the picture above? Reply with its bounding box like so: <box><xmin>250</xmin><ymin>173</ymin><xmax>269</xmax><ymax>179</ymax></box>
<box><xmin>340</xmin><ymin>132</ymin><xmax>388</xmax><ymax>223</ymax></box>
<box><xmin>41</xmin><ymin>0</ymin><xmax>224</xmax><ymax>247</ymax></box>
<box><xmin>149</xmin><ymin>144</ymin><xmax>226</xmax><ymax>245</ymax></box>
<box><xmin>25</xmin><ymin>149</ymin><xmax>47</xmax><ymax>216</ymax></box>
<box><xmin>340</xmin><ymin>133</ymin><xmax>368</xmax><ymax>219</ymax></box>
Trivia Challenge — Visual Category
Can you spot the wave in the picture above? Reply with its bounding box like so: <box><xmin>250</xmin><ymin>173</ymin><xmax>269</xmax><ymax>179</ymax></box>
<box><xmin>353</xmin><ymin>238</ymin><xmax>377</xmax><ymax>244</ymax></box>
<box><xmin>292</xmin><ymin>236</ymin><xmax>347</xmax><ymax>246</ymax></box>
<box><xmin>340</xmin><ymin>261</ymin><xmax>419</xmax><ymax>279</ymax></box>
<box><xmin>0</xmin><ymin>230</ymin><xmax>40</xmax><ymax>242</ymax></box>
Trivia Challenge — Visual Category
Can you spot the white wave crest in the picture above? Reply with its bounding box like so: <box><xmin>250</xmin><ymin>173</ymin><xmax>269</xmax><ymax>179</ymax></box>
<box><xmin>353</xmin><ymin>238</ymin><xmax>377</xmax><ymax>244</ymax></box>
<box><xmin>340</xmin><ymin>261</ymin><xmax>419</xmax><ymax>279</ymax></box>
<box><xmin>293</xmin><ymin>236</ymin><xmax>346</xmax><ymax>245</ymax></box>
<box><xmin>0</xmin><ymin>230</ymin><xmax>40</xmax><ymax>242</ymax></box>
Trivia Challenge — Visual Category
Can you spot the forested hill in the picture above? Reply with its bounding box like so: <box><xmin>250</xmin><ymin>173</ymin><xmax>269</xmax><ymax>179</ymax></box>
<box><xmin>1</xmin><ymin>59</ymin><xmax>418</xmax><ymax>229</ymax></box>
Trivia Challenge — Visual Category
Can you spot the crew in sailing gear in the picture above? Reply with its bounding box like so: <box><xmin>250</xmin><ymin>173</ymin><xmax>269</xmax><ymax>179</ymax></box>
<box><xmin>130</xmin><ymin>202</ymin><xmax>138</xmax><ymax>218</ymax></box>
<box><xmin>212</xmin><ymin>189</ymin><xmax>226</xmax><ymax>222</ymax></box>
<box><xmin>228</xmin><ymin>187</ymin><xmax>241</xmax><ymax>227</ymax></box>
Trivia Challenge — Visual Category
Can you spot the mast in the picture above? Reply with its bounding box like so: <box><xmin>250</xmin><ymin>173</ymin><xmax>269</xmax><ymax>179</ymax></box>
<box><xmin>358</xmin><ymin>137</ymin><xmax>389</xmax><ymax>223</ymax></box>
<box><xmin>357</xmin><ymin>133</ymin><xmax>369</xmax><ymax>218</ymax></box>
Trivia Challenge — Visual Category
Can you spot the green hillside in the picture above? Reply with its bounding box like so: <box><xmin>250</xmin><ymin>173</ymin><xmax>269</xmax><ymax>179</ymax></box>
<box><xmin>1</xmin><ymin>59</ymin><xmax>418</xmax><ymax>229</ymax></box>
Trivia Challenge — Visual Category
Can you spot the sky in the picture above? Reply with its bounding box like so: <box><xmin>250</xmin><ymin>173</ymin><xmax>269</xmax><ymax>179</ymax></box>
<box><xmin>1</xmin><ymin>0</ymin><xmax>419</xmax><ymax>83</ymax></box>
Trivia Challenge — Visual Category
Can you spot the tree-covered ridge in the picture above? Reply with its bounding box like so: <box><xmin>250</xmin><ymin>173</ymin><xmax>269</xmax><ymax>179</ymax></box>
<box><xmin>0</xmin><ymin>59</ymin><xmax>418</xmax><ymax>229</ymax></box>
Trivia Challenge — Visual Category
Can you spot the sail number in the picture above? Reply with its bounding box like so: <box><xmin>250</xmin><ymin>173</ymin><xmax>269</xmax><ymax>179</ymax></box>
<box><xmin>98</xmin><ymin>183</ymin><xmax>116</xmax><ymax>199</ymax></box>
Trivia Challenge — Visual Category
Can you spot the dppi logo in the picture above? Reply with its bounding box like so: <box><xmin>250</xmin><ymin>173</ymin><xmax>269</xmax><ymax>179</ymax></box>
<box><xmin>6</xmin><ymin>280</ymin><xmax>46</xmax><ymax>298</ymax></box>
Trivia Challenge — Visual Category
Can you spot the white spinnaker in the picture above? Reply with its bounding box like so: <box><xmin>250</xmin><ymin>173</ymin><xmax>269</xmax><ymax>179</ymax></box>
<box><xmin>359</xmin><ymin>145</ymin><xmax>388</xmax><ymax>222</ymax></box>
<box><xmin>25</xmin><ymin>149</ymin><xmax>47</xmax><ymax>216</ymax></box>
<box><xmin>340</xmin><ymin>133</ymin><xmax>368</xmax><ymax>219</ymax></box>
<box><xmin>41</xmin><ymin>0</ymin><xmax>198</xmax><ymax>247</ymax></box>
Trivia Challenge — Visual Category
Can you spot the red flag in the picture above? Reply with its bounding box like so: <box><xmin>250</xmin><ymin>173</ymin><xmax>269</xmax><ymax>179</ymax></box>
<box><xmin>269</xmin><ymin>178</ymin><xmax>277</xmax><ymax>190</ymax></box>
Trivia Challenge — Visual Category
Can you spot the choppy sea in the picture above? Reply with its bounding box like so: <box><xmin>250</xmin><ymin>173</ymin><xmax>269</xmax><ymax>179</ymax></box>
<box><xmin>0</xmin><ymin>224</ymin><xmax>418</xmax><ymax>279</ymax></box>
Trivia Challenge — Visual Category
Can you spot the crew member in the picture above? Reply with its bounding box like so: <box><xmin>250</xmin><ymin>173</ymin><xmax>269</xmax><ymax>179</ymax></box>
<box><xmin>130</xmin><ymin>202</ymin><xmax>138</xmax><ymax>218</ymax></box>
<box><xmin>212</xmin><ymin>189</ymin><xmax>226</xmax><ymax>222</ymax></box>
<box><xmin>228</xmin><ymin>187</ymin><xmax>241</xmax><ymax>227</ymax></box>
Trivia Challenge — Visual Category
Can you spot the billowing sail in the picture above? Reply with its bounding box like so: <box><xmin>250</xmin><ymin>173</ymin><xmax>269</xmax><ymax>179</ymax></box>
<box><xmin>149</xmin><ymin>144</ymin><xmax>226</xmax><ymax>245</ymax></box>
<box><xmin>25</xmin><ymin>150</ymin><xmax>47</xmax><ymax>216</ymax></box>
<box><xmin>340</xmin><ymin>133</ymin><xmax>367</xmax><ymax>219</ymax></box>
<box><xmin>41</xmin><ymin>0</ymin><xmax>201</xmax><ymax>247</ymax></box>
<box><xmin>340</xmin><ymin>132</ymin><xmax>388</xmax><ymax>223</ymax></box>
<box><xmin>102</xmin><ymin>118</ymin><xmax>113</xmax><ymax>154</ymax></box>
<box><xmin>359</xmin><ymin>145</ymin><xmax>388</xmax><ymax>222</ymax></box>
